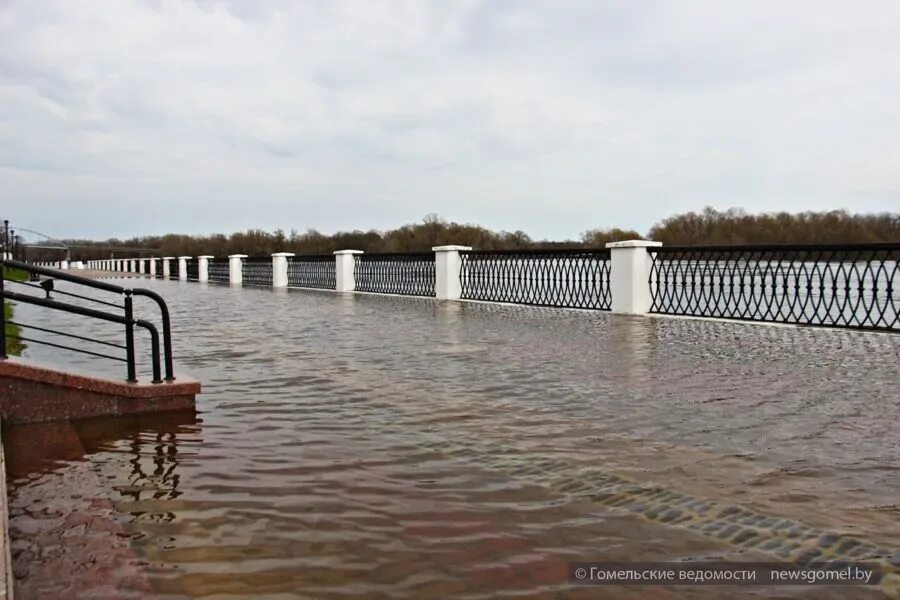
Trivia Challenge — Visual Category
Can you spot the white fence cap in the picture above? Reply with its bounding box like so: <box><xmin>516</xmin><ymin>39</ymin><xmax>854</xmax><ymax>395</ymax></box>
<box><xmin>271</xmin><ymin>252</ymin><xmax>296</xmax><ymax>257</ymax></box>
<box><xmin>333</xmin><ymin>250</ymin><xmax>364</xmax><ymax>255</ymax></box>
<box><xmin>605</xmin><ymin>240</ymin><xmax>663</xmax><ymax>249</ymax></box>
<box><xmin>228</xmin><ymin>254</ymin><xmax>249</xmax><ymax>258</ymax></box>
<box><xmin>432</xmin><ymin>245</ymin><xmax>473</xmax><ymax>251</ymax></box>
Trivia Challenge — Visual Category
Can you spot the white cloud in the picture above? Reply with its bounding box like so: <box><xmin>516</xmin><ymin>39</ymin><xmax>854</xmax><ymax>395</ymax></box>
<box><xmin>1</xmin><ymin>0</ymin><xmax>898</xmax><ymax>239</ymax></box>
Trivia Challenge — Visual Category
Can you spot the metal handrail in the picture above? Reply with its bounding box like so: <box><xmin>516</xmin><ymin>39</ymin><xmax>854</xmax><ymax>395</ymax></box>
<box><xmin>652</xmin><ymin>243</ymin><xmax>900</xmax><ymax>252</ymax></box>
<box><xmin>459</xmin><ymin>248</ymin><xmax>611</xmax><ymax>256</ymax></box>
<box><xmin>5</xmin><ymin>259</ymin><xmax>126</xmax><ymax>293</ymax></box>
<box><xmin>131</xmin><ymin>289</ymin><xmax>174</xmax><ymax>380</ymax></box>
<box><xmin>1</xmin><ymin>260</ymin><xmax>175</xmax><ymax>382</ymax></box>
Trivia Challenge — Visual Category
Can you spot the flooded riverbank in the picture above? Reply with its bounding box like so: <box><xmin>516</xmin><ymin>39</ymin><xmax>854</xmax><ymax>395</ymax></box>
<box><xmin>5</xmin><ymin>280</ymin><xmax>899</xmax><ymax>598</ymax></box>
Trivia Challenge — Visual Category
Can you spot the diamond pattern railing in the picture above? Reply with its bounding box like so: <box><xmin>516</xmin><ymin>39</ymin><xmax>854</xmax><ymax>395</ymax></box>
<box><xmin>649</xmin><ymin>244</ymin><xmax>899</xmax><ymax>331</ymax></box>
<box><xmin>459</xmin><ymin>249</ymin><xmax>612</xmax><ymax>310</ymax></box>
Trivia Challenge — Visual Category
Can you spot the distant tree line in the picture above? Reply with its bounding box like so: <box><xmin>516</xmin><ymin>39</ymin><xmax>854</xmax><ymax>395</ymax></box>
<box><xmin>23</xmin><ymin>208</ymin><xmax>899</xmax><ymax>261</ymax></box>
<box><xmin>647</xmin><ymin>207</ymin><xmax>899</xmax><ymax>246</ymax></box>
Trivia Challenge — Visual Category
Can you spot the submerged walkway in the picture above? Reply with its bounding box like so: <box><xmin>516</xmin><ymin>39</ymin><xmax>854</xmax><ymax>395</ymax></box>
<box><xmin>5</xmin><ymin>277</ymin><xmax>900</xmax><ymax>599</ymax></box>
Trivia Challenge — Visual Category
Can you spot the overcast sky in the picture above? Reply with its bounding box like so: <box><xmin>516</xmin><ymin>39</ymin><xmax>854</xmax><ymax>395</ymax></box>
<box><xmin>2</xmin><ymin>1</ymin><xmax>899</xmax><ymax>241</ymax></box>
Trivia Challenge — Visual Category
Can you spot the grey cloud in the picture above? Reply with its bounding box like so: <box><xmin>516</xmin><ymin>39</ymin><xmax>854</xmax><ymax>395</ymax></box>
<box><xmin>1</xmin><ymin>0</ymin><xmax>898</xmax><ymax>241</ymax></box>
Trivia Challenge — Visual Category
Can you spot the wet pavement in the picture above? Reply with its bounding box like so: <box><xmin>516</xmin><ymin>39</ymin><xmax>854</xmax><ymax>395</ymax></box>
<box><xmin>4</xmin><ymin>279</ymin><xmax>899</xmax><ymax>598</ymax></box>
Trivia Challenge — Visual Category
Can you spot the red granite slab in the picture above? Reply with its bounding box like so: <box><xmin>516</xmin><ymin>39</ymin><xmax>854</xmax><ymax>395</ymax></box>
<box><xmin>0</xmin><ymin>359</ymin><xmax>199</xmax><ymax>425</ymax></box>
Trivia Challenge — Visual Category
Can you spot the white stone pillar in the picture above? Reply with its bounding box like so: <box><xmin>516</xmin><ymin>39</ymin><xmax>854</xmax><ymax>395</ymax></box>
<box><xmin>271</xmin><ymin>252</ymin><xmax>294</xmax><ymax>288</ymax></box>
<box><xmin>178</xmin><ymin>256</ymin><xmax>190</xmax><ymax>281</ymax></box>
<box><xmin>162</xmin><ymin>257</ymin><xmax>174</xmax><ymax>278</ymax></box>
<box><xmin>432</xmin><ymin>245</ymin><xmax>472</xmax><ymax>300</ymax></box>
<box><xmin>61</xmin><ymin>260</ymin><xmax>69</xmax><ymax>270</ymax></box>
<box><xmin>606</xmin><ymin>240</ymin><xmax>662</xmax><ymax>315</ymax></box>
<box><xmin>129</xmin><ymin>259</ymin><xmax>136</xmax><ymax>272</ymax></box>
<box><xmin>138</xmin><ymin>259</ymin><xmax>145</xmax><ymax>274</ymax></box>
<box><xmin>334</xmin><ymin>250</ymin><xmax>363</xmax><ymax>292</ymax></box>
<box><xmin>149</xmin><ymin>258</ymin><xmax>157</xmax><ymax>277</ymax></box>
<box><xmin>229</xmin><ymin>254</ymin><xmax>247</xmax><ymax>285</ymax></box>
<box><xmin>198</xmin><ymin>255</ymin><xmax>213</xmax><ymax>283</ymax></box>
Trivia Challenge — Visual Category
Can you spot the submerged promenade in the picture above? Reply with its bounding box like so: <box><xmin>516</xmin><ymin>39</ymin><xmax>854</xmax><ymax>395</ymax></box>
<box><xmin>4</xmin><ymin>240</ymin><xmax>900</xmax><ymax>599</ymax></box>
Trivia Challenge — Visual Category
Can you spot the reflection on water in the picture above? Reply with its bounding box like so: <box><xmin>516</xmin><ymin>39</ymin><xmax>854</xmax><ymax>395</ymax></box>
<box><xmin>4</xmin><ymin>279</ymin><xmax>899</xmax><ymax>599</ymax></box>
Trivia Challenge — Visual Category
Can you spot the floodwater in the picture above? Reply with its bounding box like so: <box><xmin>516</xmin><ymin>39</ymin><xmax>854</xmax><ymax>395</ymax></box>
<box><xmin>4</xmin><ymin>278</ymin><xmax>900</xmax><ymax>599</ymax></box>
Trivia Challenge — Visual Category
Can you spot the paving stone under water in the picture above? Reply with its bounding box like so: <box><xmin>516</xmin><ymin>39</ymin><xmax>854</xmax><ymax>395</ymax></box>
<box><xmin>4</xmin><ymin>279</ymin><xmax>899</xmax><ymax>599</ymax></box>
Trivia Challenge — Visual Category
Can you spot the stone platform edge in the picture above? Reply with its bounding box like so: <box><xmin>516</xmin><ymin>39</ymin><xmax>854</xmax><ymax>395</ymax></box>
<box><xmin>0</xmin><ymin>359</ymin><xmax>200</xmax><ymax>425</ymax></box>
<box><xmin>0</xmin><ymin>426</ymin><xmax>10</xmax><ymax>600</ymax></box>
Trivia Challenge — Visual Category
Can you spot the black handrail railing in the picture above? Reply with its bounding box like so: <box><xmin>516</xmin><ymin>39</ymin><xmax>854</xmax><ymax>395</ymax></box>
<box><xmin>208</xmin><ymin>259</ymin><xmax>230</xmax><ymax>284</ymax></box>
<box><xmin>459</xmin><ymin>248</ymin><xmax>612</xmax><ymax>310</ymax></box>
<box><xmin>648</xmin><ymin>244</ymin><xmax>899</xmax><ymax>330</ymax></box>
<box><xmin>242</xmin><ymin>257</ymin><xmax>273</xmax><ymax>287</ymax></box>
<box><xmin>1</xmin><ymin>259</ymin><xmax>177</xmax><ymax>382</ymax></box>
<box><xmin>353</xmin><ymin>253</ymin><xmax>435</xmax><ymax>297</ymax></box>
<box><xmin>287</xmin><ymin>255</ymin><xmax>336</xmax><ymax>290</ymax></box>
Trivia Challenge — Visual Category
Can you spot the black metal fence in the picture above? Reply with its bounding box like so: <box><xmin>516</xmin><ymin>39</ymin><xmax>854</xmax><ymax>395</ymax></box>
<box><xmin>288</xmin><ymin>256</ymin><xmax>336</xmax><ymax>290</ymax></box>
<box><xmin>167</xmin><ymin>259</ymin><xmax>179</xmax><ymax>280</ymax></box>
<box><xmin>185</xmin><ymin>259</ymin><xmax>199</xmax><ymax>281</ymax></box>
<box><xmin>354</xmin><ymin>253</ymin><xmax>435</xmax><ymax>297</ymax></box>
<box><xmin>649</xmin><ymin>244</ymin><xmax>900</xmax><ymax>331</ymax></box>
<box><xmin>242</xmin><ymin>258</ymin><xmax>273</xmax><ymax>287</ymax></box>
<box><xmin>459</xmin><ymin>249</ymin><xmax>613</xmax><ymax>310</ymax></box>
<box><xmin>208</xmin><ymin>259</ymin><xmax>230</xmax><ymax>284</ymax></box>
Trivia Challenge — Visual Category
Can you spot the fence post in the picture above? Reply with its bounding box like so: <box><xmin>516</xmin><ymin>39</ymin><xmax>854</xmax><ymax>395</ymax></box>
<box><xmin>334</xmin><ymin>250</ymin><xmax>363</xmax><ymax>292</ymax></box>
<box><xmin>149</xmin><ymin>258</ymin><xmax>157</xmax><ymax>277</ymax></box>
<box><xmin>198</xmin><ymin>255</ymin><xmax>213</xmax><ymax>282</ymax></box>
<box><xmin>229</xmin><ymin>254</ymin><xmax>247</xmax><ymax>285</ymax></box>
<box><xmin>432</xmin><ymin>245</ymin><xmax>472</xmax><ymax>300</ymax></box>
<box><xmin>178</xmin><ymin>256</ymin><xmax>190</xmax><ymax>281</ymax></box>
<box><xmin>271</xmin><ymin>252</ymin><xmax>294</xmax><ymax>288</ymax></box>
<box><xmin>606</xmin><ymin>240</ymin><xmax>662</xmax><ymax>315</ymax></box>
<box><xmin>162</xmin><ymin>257</ymin><xmax>173</xmax><ymax>278</ymax></box>
<box><xmin>61</xmin><ymin>259</ymin><xmax>69</xmax><ymax>270</ymax></box>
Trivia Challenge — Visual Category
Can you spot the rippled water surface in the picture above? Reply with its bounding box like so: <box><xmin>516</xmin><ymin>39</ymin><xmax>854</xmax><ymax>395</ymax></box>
<box><xmin>4</xmin><ymin>278</ymin><xmax>900</xmax><ymax>599</ymax></box>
